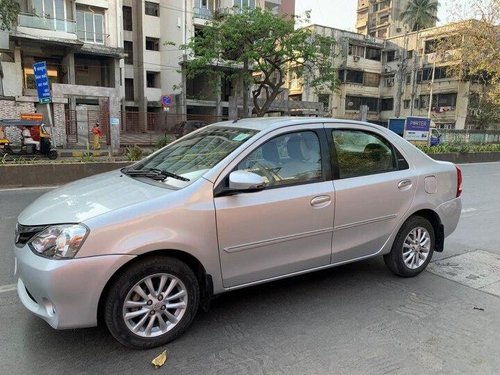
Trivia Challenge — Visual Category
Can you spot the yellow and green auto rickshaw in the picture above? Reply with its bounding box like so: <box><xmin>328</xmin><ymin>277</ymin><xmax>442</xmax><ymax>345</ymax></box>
<box><xmin>0</xmin><ymin>119</ymin><xmax>58</xmax><ymax>159</ymax></box>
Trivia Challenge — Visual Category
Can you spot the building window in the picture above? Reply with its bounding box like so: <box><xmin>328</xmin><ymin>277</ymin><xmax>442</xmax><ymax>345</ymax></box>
<box><xmin>32</xmin><ymin>0</ymin><xmax>66</xmax><ymax>30</ymax></box>
<box><xmin>145</xmin><ymin>37</ymin><xmax>160</xmax><ymax>51</ymax></box>
<box><xmin>381</xmin><ymin>98</ymin><xmax>394</xmax><ymax>111</ymax></box>
<box><xmin>318</xmin><ymin>94</ymin><xmax>330</xmax><ymax>112</ymax></box>
<box><xmin>123</xmin><ymin>6</ymin><xmax>132</xmax><ymax>31</ymax></box>
<box><xmin>346</xmin><ymin>70</ymin><xmax>364</xmax><ymax>84</ymax></box>
<box><xmin>77</xmin><ymin>10</ymin><xmax>104</xmax><ymax>44</ymax></box>
<box><xmin>407</xmin><ymin>50</ymin><xmax>414</xmax><ymax>59</ymax></box>
<box><xmin>348</xmin><ymin>44</ymin><xmax>365</xmax><ymax>57</ymax></box>
<box><xmin>125</xmin><ymin>79</ymin><xmax>134</xmax><ymax>101</ymax></box>
<box><xmin>146</xmin><ymin>71</ymin><xmax>160</xmax><ymax>88</ymax></box>
<box><xmin>405</xmin><ymin>74</ymin><xmax>411</xmax><ymax>85</ymax></box>
<box><xmin>365</xmin><ymin>47</ymin><xmax>381</xmax><ymax>61</ymax></box>
<box><xmin>377</xmin><ymin>29</ymin><xmax>387</xmax><ymax>38</ymax></box>
<box><xmin>384</xmin><ymin>75</ymin><xmax>395</xmax><ymax>87</ymax></box>
<box><xmin>345</xmin><ymin>96</ymin><xmax>379</xmax><ymax>112</ymax></box>
<box><xmin>385</xmin><ymin>50</ymin><xmax>396</xmax><ymax>62</ymax></box>
<box><xmin>403</xmin><ymin>100</ymin><xmax>410</xmax><ymax>109</ymax></box>
<box><xmin>364</xmin><ymin>72</ymin><xmax>380</xmax><ymax>87</ymax></box>
<box><xmin>124</xmin><ymin>41</ymin><xmax>133</xmax><ymax>64</ymax></box>
<box><xmin>233</xmin><ymin>0</ymin><xmax>256</xmax><ymax>8</ymax></box>
<box><xmin>145</xmin><ymin>1</ymin><xmax>160</xmax><ymax>17</ymax></box>
<box><xmin>414</xmin><ymin>99</ymin><xmax>419</xmax><ymax>109</ymax></box>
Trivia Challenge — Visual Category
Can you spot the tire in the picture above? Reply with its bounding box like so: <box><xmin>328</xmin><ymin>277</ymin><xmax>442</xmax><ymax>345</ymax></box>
<box><xmin>384</xmin><ymin>216</ymin><xmax>435</xmax><ymax>277</ymax></box>
<box><xmin>104</xmin><ymin>256</ymin><xmax>200</xmax><ymax>349</ymax></box>
<box><xmin>48</xmin><ymin>150</ymin><xmax>58</xmax><ymax>160</ymax></box>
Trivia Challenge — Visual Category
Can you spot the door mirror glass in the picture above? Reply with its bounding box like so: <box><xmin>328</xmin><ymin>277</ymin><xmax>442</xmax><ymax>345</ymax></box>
<box><xmin>229</xmin><ymin>171</ymin><xmax>265</xmax><ymax>191</ymax></box>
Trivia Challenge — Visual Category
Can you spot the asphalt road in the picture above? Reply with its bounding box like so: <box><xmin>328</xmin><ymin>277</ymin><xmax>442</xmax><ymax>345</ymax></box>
<box><xmin>1</xmin><ymin>162</ymin><xmax>500</xmax><ymax>374</ymax></box>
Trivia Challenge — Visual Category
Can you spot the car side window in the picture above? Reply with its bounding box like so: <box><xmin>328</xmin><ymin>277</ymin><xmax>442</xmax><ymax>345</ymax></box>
<box><xmin>332</xmin><ymin>129</ymin><xmax>398</xmax><ymax>179</ymax></box>
<box><xmin>237</xmin><ymin>131</ymin><xmax>322</xmax><ymax>188</ymax></box>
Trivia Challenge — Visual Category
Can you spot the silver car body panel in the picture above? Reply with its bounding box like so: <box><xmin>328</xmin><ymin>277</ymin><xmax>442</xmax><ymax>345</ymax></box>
<box><xmin>15</xmin><ymin>117</ymin><xmax>462</xmax><ymax>329</ymax></box>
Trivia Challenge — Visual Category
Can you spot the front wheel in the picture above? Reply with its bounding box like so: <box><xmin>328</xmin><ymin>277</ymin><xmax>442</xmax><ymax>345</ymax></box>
<box><xmin>48</xmin><ymin>150</ymin><xmax>58</xmax><ymax>160</ymax></box>
<box><xmin>104</xmin><ymin>256</ymin><xmax>199</xmax><ymax>349</ymax></box>
<box><xmin>384</xmin><ymin>216</ymin><xmax>435</xmax><ymax>277</ymax></box>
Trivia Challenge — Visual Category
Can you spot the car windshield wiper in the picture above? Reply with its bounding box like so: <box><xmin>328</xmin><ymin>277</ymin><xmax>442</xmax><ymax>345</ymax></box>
<box><xmin>122</xmin><ymin>168</ymin><xmax>190</xmax><ymax>182</ymax></box>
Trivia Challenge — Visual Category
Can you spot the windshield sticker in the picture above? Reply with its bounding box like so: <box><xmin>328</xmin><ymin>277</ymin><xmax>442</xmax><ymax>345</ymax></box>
<box><xmin>233</xmin><ymin>133</ymin><xmax>251</xmax><ymax>142</ymax></box>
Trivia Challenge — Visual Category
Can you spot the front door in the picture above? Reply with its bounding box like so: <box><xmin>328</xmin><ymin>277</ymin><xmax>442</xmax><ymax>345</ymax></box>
<box><xmin>214</xmin><ymin>129</ymin><xmax>335</xmax><ymax>288</ymax></box>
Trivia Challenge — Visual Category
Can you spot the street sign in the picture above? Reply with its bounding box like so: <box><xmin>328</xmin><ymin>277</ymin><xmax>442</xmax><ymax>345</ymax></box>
<box><xmin>161</xmin><ymin>94</ymin><xmax>173</xmax><ymax>106</ymax></box>
<box><xmin>33</xmin><ymin>61</ymin><xmax>52</xmax><ymax>104</ymax></box>
<box><xmin>404</xmin><ymin>117</ymin><xmax>431</xmax><ymax>143</ymax></box>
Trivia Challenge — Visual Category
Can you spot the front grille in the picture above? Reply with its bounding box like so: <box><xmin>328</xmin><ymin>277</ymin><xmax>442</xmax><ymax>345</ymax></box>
<box><xmin>15</xmin><ymin>223</ymin><xmax>47</xmax><ymax>248</ymax></box>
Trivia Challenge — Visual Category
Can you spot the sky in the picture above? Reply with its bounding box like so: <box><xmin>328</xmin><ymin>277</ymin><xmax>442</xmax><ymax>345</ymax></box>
<box><xmin>294</xmin><ymin>0</ymin><xmax>452</xmax><ymax>32</ymax></box>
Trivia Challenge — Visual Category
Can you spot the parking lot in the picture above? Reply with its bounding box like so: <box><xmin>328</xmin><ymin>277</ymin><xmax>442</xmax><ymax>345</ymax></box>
<box><xmin>1</xmin><ymin>162</ymin><xmax>499</xmax><ymax>374</ymax></box>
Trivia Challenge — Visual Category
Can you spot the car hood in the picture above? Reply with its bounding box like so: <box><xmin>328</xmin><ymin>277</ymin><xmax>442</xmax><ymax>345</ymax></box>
<box><xmin>18</xmin><ymin>170</ymin><xmax>172</xmax><ymax>225</ymax></box>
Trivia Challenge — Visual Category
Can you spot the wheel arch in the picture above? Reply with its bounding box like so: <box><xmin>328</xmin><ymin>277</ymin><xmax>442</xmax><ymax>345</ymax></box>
<box><xmin>97</xmin><ymin>249</ymin><xmax>213</xmax><ymax>326</ymax></box>
<box><xmin>407</xmin><ymin>209</ymin><xmax>444</xmax><ymax>252</ymax></box>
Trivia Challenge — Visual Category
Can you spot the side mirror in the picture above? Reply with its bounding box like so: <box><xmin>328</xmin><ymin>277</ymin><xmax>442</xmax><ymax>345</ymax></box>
<box><xmin>228</xmin><ymin>171</ymin><xmax>265</xmax><ymax>192</ymax></box>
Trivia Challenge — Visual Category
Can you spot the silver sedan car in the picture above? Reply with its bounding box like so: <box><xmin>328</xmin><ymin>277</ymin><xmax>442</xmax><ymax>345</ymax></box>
<box><xmin>14</xmin><ymin>118</ymin><xmax>462</xmax><ymax>348</ymax></box>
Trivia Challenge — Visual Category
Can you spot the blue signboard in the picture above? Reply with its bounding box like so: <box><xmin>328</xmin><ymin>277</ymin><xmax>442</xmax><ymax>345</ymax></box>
<box><xmin>161</xmin><ymin>94</ymin><xmax>173</xmax><ymax>106</ymax></box>
<box><xmin>404</xmin><ymin>117</ymin><xmax>431</xmax><ymax>142</ymax></box>
<box><xmin>33</xmin><ymin>61</ymin><xmax>51</xmax><ymax>104</ymax></box>
<box><xmin>406</xmin><ymin>117</ymin><xmax>431</xmax><ymax>132</ymax></box>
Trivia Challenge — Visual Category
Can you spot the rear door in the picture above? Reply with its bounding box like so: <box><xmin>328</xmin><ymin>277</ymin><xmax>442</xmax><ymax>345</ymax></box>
<box><xmin>326</xmin><ymin>125</ymin><xmax>417</xmax><ymax>263</ymax></box>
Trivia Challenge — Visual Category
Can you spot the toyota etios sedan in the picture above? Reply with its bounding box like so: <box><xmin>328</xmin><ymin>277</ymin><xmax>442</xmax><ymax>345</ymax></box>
<box><xmin>15</xmin><ymin>118</ymin><xmax>462</xmax><ymax>348</ymax></box>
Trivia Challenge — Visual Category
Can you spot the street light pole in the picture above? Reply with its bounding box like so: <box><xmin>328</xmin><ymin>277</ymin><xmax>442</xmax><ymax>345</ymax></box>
<box><xmin>427</xmin><ymin>56</ymin><xmax>436</xmax><ymax>119</ymax></box>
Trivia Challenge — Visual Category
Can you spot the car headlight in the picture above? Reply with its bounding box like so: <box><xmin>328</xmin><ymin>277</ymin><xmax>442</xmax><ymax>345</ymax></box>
<box><xmin>29</xmin><ymin>224</ymin><xmax>89</xmax><ymax>259</ymax></box>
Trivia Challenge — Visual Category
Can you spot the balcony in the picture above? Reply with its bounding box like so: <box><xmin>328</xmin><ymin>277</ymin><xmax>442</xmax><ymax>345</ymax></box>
<box><xmin>17</xmin><ymin>13</ymin><xmax>76</xmax><ymax>34</ymax></box>
<box><xmin>193</xmin><ymin>7</ymin><xmax>213</xmax><ymax>20</ymax></box>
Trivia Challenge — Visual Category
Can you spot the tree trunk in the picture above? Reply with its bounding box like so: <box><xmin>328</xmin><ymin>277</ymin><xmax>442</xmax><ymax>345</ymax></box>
<box><xmin>242</xmin><ymin>59</ymin><xmax>249</xmax><ymax>118</ymax></box>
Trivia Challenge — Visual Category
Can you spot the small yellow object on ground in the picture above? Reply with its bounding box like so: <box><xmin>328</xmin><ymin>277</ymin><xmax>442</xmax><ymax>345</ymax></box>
<box><xmin>151</xmin><ymin>350</ymin><xmax>168</xmax><ymax>369</ymax></box>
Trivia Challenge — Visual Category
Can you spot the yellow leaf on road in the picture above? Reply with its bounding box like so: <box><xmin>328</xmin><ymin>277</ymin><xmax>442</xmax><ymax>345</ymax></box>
<box><xmin>151</xmin><ymin>350</ymin><xmax>168</xmax><ymax>369</ymax></box>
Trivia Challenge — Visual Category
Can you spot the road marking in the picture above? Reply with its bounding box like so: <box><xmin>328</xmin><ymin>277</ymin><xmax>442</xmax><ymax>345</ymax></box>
<box><xmin>0</xmin><ymin>186</ymin><xmax>59</xmax><ymax>192</ymax></box>
<box><xmin>0</xmin><ymin>284</ymin><xmax>17</xmax><ymax>294</ymax></box>
<box><xmin>461</xmin><ymin>208</ymin><xmax>477</xmax><ymax>214</ymax></box>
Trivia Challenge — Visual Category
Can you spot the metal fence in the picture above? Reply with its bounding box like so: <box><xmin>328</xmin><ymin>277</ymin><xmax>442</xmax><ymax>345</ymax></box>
<box><xmin>439</xmin><ymin>129</ymin><xmax>500</xmax><ymax>144</ymax></box>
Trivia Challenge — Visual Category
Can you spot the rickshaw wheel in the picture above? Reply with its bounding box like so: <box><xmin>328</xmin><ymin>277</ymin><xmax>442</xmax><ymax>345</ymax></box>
<box><xmin>48</xmin><ymin>150</ymin><xmax>58</xmax><ymax>160</ymax></box>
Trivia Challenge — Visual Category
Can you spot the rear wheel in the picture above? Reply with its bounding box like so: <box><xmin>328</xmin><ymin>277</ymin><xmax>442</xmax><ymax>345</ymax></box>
<box><xmin>104</xmin><ymin>256</ymin><xmax>199</xmax><ymax>349</ymax></box>
<box><xmin>384</xmin><ymin>216</ymin><xmax>435</xmax><ymax>277</ymax></box>
<box><xmin>48</xmin><ymin>150</ymin><xmax>58</xmax><ymax>160</ymax></box>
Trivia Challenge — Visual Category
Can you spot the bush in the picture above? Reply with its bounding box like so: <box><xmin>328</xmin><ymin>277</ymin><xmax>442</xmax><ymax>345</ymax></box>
<box><xmin>155</xmin><ymin>135</ymin><xmax>176</xmax><ymax>150</ymax></box>
<box><xmin>416</xmin><ymin>143</ymin><xmax>500</xmax><ymax>154</ymax></box>
<box><xmin>126</xmin><ymin>145</ymin><xmax>143</xmax><ymax>161</ymax></box>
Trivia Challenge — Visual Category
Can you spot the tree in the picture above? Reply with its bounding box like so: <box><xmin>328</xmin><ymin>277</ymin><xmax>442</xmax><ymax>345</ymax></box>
<box><xmin>400</xmin><ymin>0</ymin><xmax>440</xmax><ymax>31</ymax></box>
<box><xmin>436</xmin><ymin>0</ymin><xmax>499</xmax><ymax>129</ymax></box>
<box><xmin>181</xmin><ymin>7</ymin><xmax>338</xmax><ymax>117</ymax></box>
<box><xmin>0</xmin><ymin>0</ymin><xmax>20</xmax><ymax>31</ymax></box>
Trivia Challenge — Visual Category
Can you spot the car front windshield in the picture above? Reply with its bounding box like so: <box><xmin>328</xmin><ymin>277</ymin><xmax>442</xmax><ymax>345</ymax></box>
<box><xmin>128</xmin><ymin>126</ymin><xmax>258</xmax><ymax>188</ymax></box>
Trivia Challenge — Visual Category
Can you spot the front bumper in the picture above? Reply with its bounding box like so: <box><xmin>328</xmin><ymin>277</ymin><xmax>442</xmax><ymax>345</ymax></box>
<box><xmin>15</xmin><ymin>245</ymin><xmax>135</xmax><ymax>329</ymax></box>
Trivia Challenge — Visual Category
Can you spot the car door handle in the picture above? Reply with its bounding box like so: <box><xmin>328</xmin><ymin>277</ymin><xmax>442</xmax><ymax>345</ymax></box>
<box><xmin>310</xmin><ymin>195</ymin><xmax>331</xmax><ymax>208</ymax></box>
<box><xmin>398</xmin><ymin>179</ymin><xmax>412</xmax><ymax>190</ymax></box>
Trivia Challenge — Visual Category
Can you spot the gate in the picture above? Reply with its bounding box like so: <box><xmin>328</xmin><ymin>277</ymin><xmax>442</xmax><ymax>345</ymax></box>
<box><xmin>65</xmin><ymin>110</ymin><xmax>78</xmax><ymax>144</ymax></box>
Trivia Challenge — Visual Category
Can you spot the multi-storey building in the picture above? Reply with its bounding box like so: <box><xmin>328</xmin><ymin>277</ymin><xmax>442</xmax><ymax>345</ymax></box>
<box><xmin>121</xmin><ymin>0</ymin><xmax>295</xmax><ymax>131</ymax></box>
<box><xmin>295</xmin><ymin>23</ymin><xmax>479</xmax><ymax>130</ymax></box>
<box><xmin>356</xmin><ymin>0</ymin><xmax>436</xmax><ymax>39</ymax></box>
<box><xmin>0</xmin><ymin>0</ymin><xmax>124</xmax><ymax>147</ymax></box>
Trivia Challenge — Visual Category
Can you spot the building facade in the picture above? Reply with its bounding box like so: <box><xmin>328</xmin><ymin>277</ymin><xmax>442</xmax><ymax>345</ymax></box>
<box><xmin>356</xmin><ymin>0</ymin><xmax>437</xmax><ymax>39</ymax></box>
<box><xmin>295</xmin><ymin>24</ymin><xmax>478</xmax><ymax>130</ymax></box>
<box><xmin>0</xmin><ymin>0</ymin><xmax>124</xmax><ymax>147</ymax></box>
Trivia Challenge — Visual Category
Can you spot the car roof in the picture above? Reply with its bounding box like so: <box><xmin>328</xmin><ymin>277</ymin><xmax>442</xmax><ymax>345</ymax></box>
<box><xmin>212</xmin><ymin>117</ymin><xmax>386</xmax><ymax>132</ymax></box>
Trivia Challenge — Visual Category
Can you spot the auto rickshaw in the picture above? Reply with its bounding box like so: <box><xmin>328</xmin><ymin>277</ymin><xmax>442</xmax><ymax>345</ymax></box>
<box><xmin>0</xmin><ymin>119</ymin><xmax>58</xmax><ymax>159</ymax></box>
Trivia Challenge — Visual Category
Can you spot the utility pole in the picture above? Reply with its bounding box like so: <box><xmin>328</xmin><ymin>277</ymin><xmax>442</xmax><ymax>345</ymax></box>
<box><xmin>394</xmin><ymin>29</ymin><xmax>408</xmax><ymax>118</ymax></box>
<box><xmin>427</xmin><ymin>56</ymin><xmax>436</xmax><ymax>119</ymax></box>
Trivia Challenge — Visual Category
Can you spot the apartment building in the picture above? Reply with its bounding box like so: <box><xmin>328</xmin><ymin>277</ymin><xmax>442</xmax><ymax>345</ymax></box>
<box><xmin>121</xmin><ymin>0</ymin><xmax>295</xmax><ymax>131</ymax></box>
<box><xmin>0</xmin><ymin>0</ymin><xmax>124</xmax><ymax>147</ymax></box>
<box><xmin>356</xmin><ymin>0</ymin><xmax>436</xmax><ymax>38</ymax></box>
<box><xmin>295</xmin><ymin>24</ymin><xmax>475</xmax><ymax>130</ymax></box>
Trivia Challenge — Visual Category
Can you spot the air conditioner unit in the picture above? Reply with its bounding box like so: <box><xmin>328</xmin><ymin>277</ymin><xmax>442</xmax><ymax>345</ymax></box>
<box><xmin>353</xmin><ymin>55</ymin><xmax>360</xmax><ymax>62</ymax></box>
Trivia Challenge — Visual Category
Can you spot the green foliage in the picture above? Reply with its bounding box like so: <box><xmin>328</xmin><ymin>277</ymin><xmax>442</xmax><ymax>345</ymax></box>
<box><xmin>80</xmin><ymin>143</ymin><xmax>94</xmax><ymax>163</ymax></box>
<box><xmin>155</xmin><ymin>135</ymin><xmax>176</xmax><ymax>149</ymax></box>
<box><xmin>400</xmin><ymin>0</ymin><xmax>439</xmax><ymax>31</ymax></box>
<box><xmin>125</xmin><ymin>145</ymin><xmax>144</xmax><ymax>161</ymax></box>
<box><xmin>0</xmin><ymin>0</ymin><xmax>20</xmax><ymax>30</ymax></box>
<box><xmin>181</xmin><ymin>7</ymin><xmax>338</xmax><ymax>117</ymax></box>
<box><xmin>417</xmin><ymin>142</ymin><xmax>500</xmax><ymax>154</ymax></box>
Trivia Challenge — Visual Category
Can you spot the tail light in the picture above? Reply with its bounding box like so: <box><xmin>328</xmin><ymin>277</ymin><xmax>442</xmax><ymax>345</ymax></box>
<box><xmin>455</xmin><ymin>165</ymin><xmax>462</xmax><ymax>197</ymax></box>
